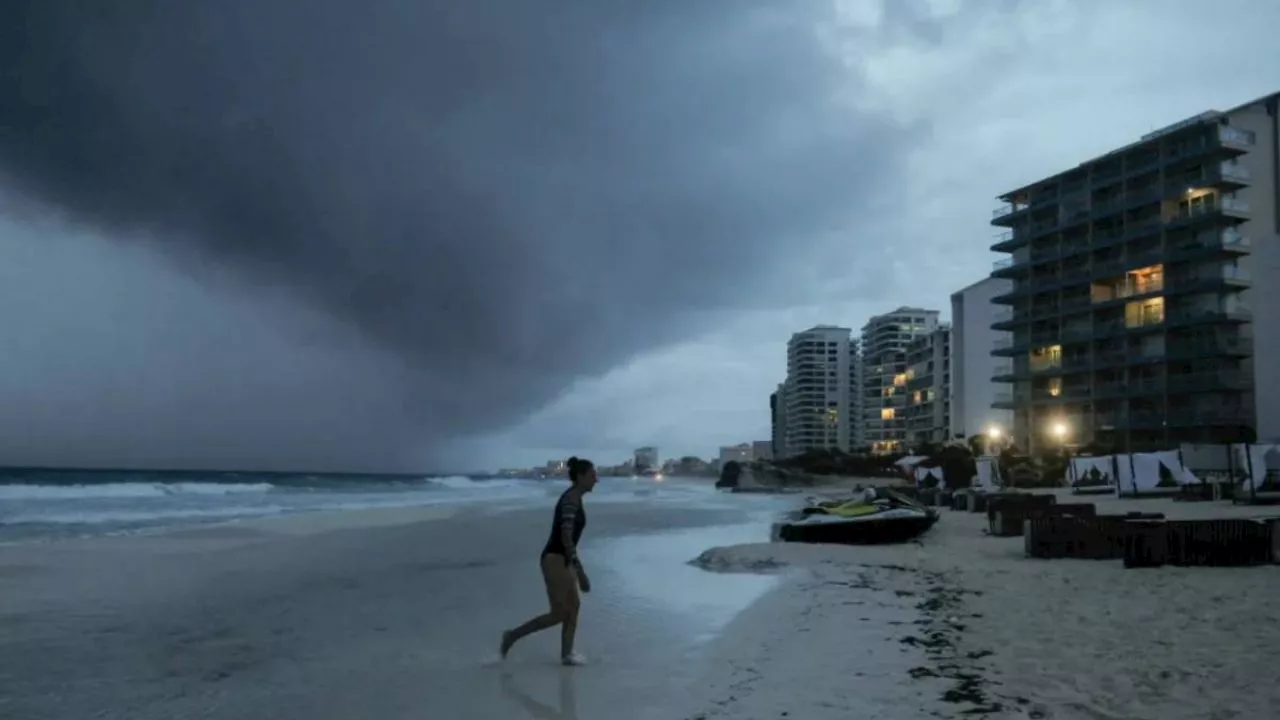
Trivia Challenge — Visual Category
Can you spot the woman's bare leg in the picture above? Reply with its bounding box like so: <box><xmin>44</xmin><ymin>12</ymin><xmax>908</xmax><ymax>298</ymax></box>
<box><xmin>502</xmin><ymin>555</ymin><xmax>575</xmax><ymax>658</ymax></box>
<box><xmin>559</xmin><ymin>598</ymin><xmax>580</xmax><ymax>660</ymax></box>
<box><xmin>504</xmin><ymin>609</ymin><xmax>563</xmax><ymax>652</ymax></box>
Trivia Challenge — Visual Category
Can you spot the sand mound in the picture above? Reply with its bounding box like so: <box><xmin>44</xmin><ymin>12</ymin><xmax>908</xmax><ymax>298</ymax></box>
<box><xmin>688</xmin><ymin>544</ymin><xmax>789</xmax><ymax>573</ymax></box>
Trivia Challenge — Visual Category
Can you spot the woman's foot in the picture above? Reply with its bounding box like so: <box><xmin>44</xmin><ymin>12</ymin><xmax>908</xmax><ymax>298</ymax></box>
<box><xmin>500</xmin><ymin>630</ymin><xmax>515</xmax><ymax>659</ymax></box>
<box><xmin>561</xmin><ymin>652</ymin><xmax>587</xmax><ymax>666</ymax></box>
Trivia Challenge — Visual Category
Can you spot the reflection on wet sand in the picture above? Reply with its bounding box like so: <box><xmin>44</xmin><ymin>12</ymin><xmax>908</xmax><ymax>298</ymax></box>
<box><xmin>500</xmin><ymin>668</ymin><xmax>578</xmax><ymax>720</ymax></box>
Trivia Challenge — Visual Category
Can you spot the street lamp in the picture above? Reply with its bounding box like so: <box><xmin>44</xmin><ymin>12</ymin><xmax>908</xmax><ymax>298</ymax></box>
<box><xmin>1050</xmin><ymin>420</ymin><xmax>1073</xmax><ymax>486</ymax></box>
<box><xmin>984</xmin><ymin>425</ymin><xmax>1002</xmax><ymax>456</ymax></box>
<box><xmin>1051</xmin><ymin>421</ymin><xmax>1067</xmax><ymax>441</ymax></box>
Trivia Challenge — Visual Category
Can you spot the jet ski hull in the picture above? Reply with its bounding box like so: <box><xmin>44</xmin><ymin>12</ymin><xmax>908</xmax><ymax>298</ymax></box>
<box><xmin>777</xmin><ymin>509</ymin><xmax>939</xmax><ymax>545</ymax></box>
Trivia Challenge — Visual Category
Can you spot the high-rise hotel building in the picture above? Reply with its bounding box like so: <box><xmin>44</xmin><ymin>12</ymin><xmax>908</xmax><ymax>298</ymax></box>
<box><xmin>990</xmin><ymin>91</ymin><xmax>1279</xmax><ymax>453</ymax></box>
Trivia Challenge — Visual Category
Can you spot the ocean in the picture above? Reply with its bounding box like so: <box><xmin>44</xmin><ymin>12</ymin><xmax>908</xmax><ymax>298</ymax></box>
<box><xmin>0</xmin><ymin>469</ymin><xmax>733</xmax><ymax>543</ymax></box>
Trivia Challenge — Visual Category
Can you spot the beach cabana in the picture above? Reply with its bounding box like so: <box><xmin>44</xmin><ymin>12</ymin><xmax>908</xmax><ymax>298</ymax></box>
<box><xmin>1231</xmin><ymin>443</ymin><xmax>1280</xmax><ymax>504</ymax></box>
<box><xmin>1115</xmin><ymin>450</ymin><xmax>1203</xmax><ymax>497</ymax></box>
<box><xmin>972</xmin><ymin>456</ymin><xmax>1002</xmax><ymax>492</ymax></box>
<box><xmin>1069</xmin><ymin>455</ymin><xmax>1118</xmax><ymax>495</ymax></box>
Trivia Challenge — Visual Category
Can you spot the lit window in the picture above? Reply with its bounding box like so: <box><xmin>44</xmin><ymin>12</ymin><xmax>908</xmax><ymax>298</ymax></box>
<box><xmin>1030</xmin><ymin>345</ymin><xmax>1062</xmax><ymax>372</ymax></box>
<box><xmin>881</xmin><ymin>408</ymin><xmax>895</xmax><ymax>420</ymax></box>
<box><xmin>1125</xmin><ymin>297</ymin><xmax>1165</xmax><ymax>327</ymax></box>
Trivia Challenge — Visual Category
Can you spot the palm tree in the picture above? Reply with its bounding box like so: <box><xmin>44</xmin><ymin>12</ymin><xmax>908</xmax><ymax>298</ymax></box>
<box><xmin>966</xmin><ymin>435</ymin><xmax>985</xmax><ymax>457</ymax></box>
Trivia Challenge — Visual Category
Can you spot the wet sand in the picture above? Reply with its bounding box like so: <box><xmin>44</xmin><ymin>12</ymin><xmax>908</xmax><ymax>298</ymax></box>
<box><xmin>0</xmin><ymin>490</ymin><xmax>949</xmax><ymax>719</ymax></box>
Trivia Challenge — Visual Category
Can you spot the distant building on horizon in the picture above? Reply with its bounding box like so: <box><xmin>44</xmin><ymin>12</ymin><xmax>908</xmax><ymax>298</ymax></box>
<box><xmin>781</xmin><ymin>325</ymin><xmax>856</xmax><ymax>455</ymax></box>
<box><xmin>950</xmin><ymin>276</ymin><xmax>1014</xmax><ymax>442</ymax></box>
<box><xmin>751</xmin><ymin>439</ymin><xmax>773</xmax><ymax>461</ymax></box>
<box><xmin>860</xmin><ymin>308</ymin><xmax>941</xmax><ymax>454</ymax></box>
<box><xmin>770</xmin><ymin>386</ymin><xmax>786</xmax><ymax>459</ymax></box>
<box><xmin>718</xmin><ymin>443</ymin><xmax>752</xmax><ymax>466</ymax></box>
<box><xmin>904</xmin><ymin>324</ymin><xmax>951</xmax><ymax>446</ymax></box>
<box><xmin>633</xmin><ymin>446</ymin><xmax>659</xmax><ymax>472</ymax></box>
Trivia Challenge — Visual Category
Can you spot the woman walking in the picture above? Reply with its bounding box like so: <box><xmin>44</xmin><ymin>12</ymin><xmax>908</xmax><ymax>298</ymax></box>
<box><xmin>500</xmin><ymin>456</ymin><xmax>597</xmax><ymax>665</ymax></box>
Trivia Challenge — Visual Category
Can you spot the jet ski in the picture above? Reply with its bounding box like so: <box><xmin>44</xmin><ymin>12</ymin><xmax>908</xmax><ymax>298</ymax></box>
<box><xmin>776</xmin><ymin>487</ymin><xmax>939</xmax><ymax>545</ymax></box>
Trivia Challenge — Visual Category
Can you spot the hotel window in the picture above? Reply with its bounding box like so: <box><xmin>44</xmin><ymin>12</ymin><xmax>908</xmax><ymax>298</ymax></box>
<box><xmin>1029</xmin><ymin>345</ymin><xmax>1062</xmax><ymax>372</ymax></box>
<box><xmin>1124</xmin><ymin>297</ymin><xmax>1165</xmax><ymax>328</ymax></box>
<box><xmin>1129</xmin><ymin>265</ymin><xmax>1164</xmax><ymax>295</ymax></box>
<box><xmin>881</xmin><ymin>408</ymin><xmax>895</xmax><ymax>420</ymax></box>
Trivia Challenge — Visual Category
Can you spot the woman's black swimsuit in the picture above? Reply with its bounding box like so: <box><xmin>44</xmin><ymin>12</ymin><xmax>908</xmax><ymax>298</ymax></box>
<box><xmin>542</xmin><ymin>488</ymin><xmax>586</xmax><ymax>566</ymax></box>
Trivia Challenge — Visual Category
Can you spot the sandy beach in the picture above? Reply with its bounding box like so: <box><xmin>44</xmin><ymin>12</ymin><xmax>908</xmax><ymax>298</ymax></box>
<box><xmin>697</xmin><ymin>488</ymin><xmax>1280</xmax><ymax>720</ymax></box>
<box><xmin>3</xmin><ymin>485</ymin><xmax>1278</xmax><ymax>719</ymax></box>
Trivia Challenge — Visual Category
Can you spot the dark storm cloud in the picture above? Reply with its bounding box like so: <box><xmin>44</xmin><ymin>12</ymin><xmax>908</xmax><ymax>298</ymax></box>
<box><xmin>0</xmin><ymin>1</ymin><xmax>913</xmax><ymax>468</ymax></box>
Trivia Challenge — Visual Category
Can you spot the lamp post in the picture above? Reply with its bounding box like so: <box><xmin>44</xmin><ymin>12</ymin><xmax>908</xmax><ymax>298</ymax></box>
<box><xmin>985</xmin><ymin>426</ymin><xmax>1002</xmax><ymax>457</ymax></box>
<box><xmin>1051</xmin><ymin>421</ymin><xmax>1073</xmax><ymax>486</ymax></box>
<box><xmin>985</xmin><ymin>425</ymin><xmax>1005</xmax><ymax>489</ymax></box>
<box><xmin>1050</xmin><ymin>421</ymin><xmax>1067</xmax><ymax>443</ymax></box>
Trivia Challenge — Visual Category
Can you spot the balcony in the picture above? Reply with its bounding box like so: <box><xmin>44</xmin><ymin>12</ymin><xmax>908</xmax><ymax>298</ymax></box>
<box><xmin>1207</xmin><ymin>161</ymin><xmax>1251</xmax><ymax>188</ymax></box>
<box><xmin>1168</xmin><ymin>228</ymin><xmax>1250</xmax><ymax>262</ymax></box>
<box><xmin>1165</xmin><ymin>336</ymin><xmax>1252</xmax><ymax>359</ymax></box>
<box><xmin>1095</xmin><ymin>378</ymin><xmax>1165</xmax><ymax>398</ymax></box>
<box><xmin>1057</xmin><ymin>265</ymin><xmax>1096</xmax><ymax>290</ymax></box>
<box><xmin>1167</xmin><ymin>370</ymin><xmax>1249</xmax><ymax>393</ymax></box>
<box><xmin>1061</xmin><ymin>355</ymin><xmax>1092</xmax><ymax>372</ymax></box>
<box><xmin>1166</xmin><ymin>307</ymin><xmax>1252</xmax><ymax>326</ymax></box>
<box><xmin>1166</xmin><ymin>196</ymin><xmax>1250</xmax><ymax>229</ymax></box>
<box><xmin>1091</xmin><ymin>188</ymin><xmax>1165</xmax><ymax>221</ymax></box>
<box><xmin>991</xmin><ymin>229</ymin><xmax>1027</xmax><ymax>253</ymax></box>
<box><xmin>1093</xmin><ymin>371</ymin><xmax>1250</xmax><ymax>397</ymax></box>
<box><xmin>1025</xmin><ymin>218</ymin><xmax>1061</xmax><ymax>241</ymax></box>
<box><xmin>992</xmin><ymin>336</ymin><xmax>1017</xmax><ymax>356</ymax></box>
<box><xmin>1092</xmin><ymin>276</ymin><xmax>1165</xmax><ymax>306</ymax></box>
<box><xmin>992</xmin><ymin>200</ymin><xmax>1031</xmax><ymax>225</ymax></box>
<box><xmin>991</xmin><ymin>362</ymin><xmax>1015</xmax><ymax>382</ymax></box>
<box><xmin>1094</xmin><ymin>318</ymin><xmax>1166</xmax><ymax>340</ymax></box>
<box><xmin>1168</xmin><ymin>407</ymin><xmax>1252</xmax><ymax>427</ymax></box>
<box><xmin>1167</xmin><ymin>267</ymin><xmax>1250</xmax><ymax>296</ymax></box>
<box><xmin>1093</xmin><ymin>349</ymin><xmax>1165</xmax><ymax>370</ymax></box>
<box><xmin>992</xmin><ymin>390</ymin><xmax>1030</xmax><ymax>409</ymax></box>
<box><xmin>1164</xmin><ymin>125</ymin><xmax>1256</xmax><ymax>165</ymax></box>
<box><xmin>991</xmin><ymin>281</ymin><xmax>1035</xmax><ymax>305</ymax></box>
<box><xmin>991</xmin><ymin>307</ymin><xmax>1016</xmax><ymax>331</ymax></box>
<box><xmin>1061</xmin><ymin>295</ymin><xmax>1093</xmax><ymax>313</ymax></box>
<box><xmin>991</xmin><ymin>255</ymin><xmax>1029</xmax><ymax>278</ymax></box>
<box><xmin>1094</xmin><ymin>405</ymin><xmax>1252</xmax><ymax>430</ymax></box>
<box><xmin>1095</xmin><ymin>410</ymin><xmax>1163</xmax><ymax>430</ymax></box>
<box><xmin>1029</xmin><ymin>361</ymin><xmax>1063</xmax><ymax>375</ymax></box>
<box><xmin>1218</xmin><ymin>125</ymin><xmax>1255</xmax><ymax>150</ymax></box>
<box><xmin>1032</xmin><ymin>385</ymin><xmax>1091</xmax><ymax>403</ymax></box>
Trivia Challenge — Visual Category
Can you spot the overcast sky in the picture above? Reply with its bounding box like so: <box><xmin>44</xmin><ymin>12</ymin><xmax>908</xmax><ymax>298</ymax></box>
<box><xmin>0</xmin><ymin>1</ymin><xmax>1276</xmax><ymax>473</ymax></box>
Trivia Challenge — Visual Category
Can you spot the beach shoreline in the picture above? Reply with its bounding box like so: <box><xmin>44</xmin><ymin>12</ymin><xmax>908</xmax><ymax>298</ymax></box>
<box><xmin>2</xmin><ymin>490</ymin><xmax>944</xmax><ymax>719</ymax></box>
<box><xmin>5</xmin><ymin>487</ymin><xmax>1277</xmax><ymax>719</ymax></box>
